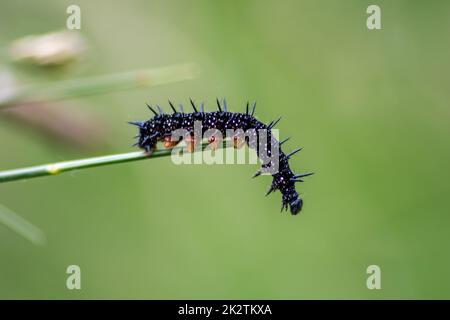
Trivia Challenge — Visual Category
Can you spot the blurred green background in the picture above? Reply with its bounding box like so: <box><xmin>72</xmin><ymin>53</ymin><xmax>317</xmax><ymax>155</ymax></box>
<box><xmin>1</xmin><ymin>0</ymin><xmax>450</xmax><ymax>299</ymax></box>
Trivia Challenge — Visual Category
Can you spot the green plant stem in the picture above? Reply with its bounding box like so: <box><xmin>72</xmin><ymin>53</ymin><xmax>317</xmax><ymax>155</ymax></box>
<box><xmin>0</xmin><ymin>142</ymin><xmax>213</xmax><ymax>183</ymax></box>
<box><xmin>0</xmin><ymin>63</ymin><xmax>197</xmax><ymax>108</ymax></box>
<box><xmin>0</xmin><ymin>203</ymin><xmax>46</xmax><ymax>246</ymax></box>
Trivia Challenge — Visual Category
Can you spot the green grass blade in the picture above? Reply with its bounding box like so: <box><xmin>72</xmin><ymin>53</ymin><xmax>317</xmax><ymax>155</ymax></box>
<box><xmin>0</xmin><ymin>203</ymin><xmax>46</xmax><ymax>246</ymax></box>
<box><xmin>0</xmin><ymin>142</ymin><xmax>213</xmax><ymax>183</ymax></box>
<box><xmin>0</xmin><ymin>63</ymin><xmax>198</xmax><ymax>108</ymax></box>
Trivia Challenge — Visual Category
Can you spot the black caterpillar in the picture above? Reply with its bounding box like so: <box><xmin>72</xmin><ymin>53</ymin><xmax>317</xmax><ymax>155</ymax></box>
<box><xmin>130</xmin><ymin>99</ymin><xmax>313</xmax><ymax>215</ymax></box>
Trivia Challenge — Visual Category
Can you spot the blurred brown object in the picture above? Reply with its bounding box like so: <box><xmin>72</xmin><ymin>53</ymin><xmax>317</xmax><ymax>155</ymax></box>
<box><xmin>9</xmin><ymin>31</ymin><xmax>87</xmax><ymax>67</ymax></box>
<box><xmin>2</xmin><ymin>101</ymin><xmax>107</xmax><ymax>151</ymax></box>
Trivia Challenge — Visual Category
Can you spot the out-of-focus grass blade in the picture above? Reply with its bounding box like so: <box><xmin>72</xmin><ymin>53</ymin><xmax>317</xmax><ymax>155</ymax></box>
<box><xmin>0</xmin><ymin>203</ymin><xmax>46</xmax><ymax>246</ymax></box>
<box><xmin>0</xmin><ymin>63</ymin><xmax>198</xmax><ymax>108</ymax></box>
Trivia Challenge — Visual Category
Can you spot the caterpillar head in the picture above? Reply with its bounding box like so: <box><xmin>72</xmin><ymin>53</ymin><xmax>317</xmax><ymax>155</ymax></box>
<box><xmin>289</xmin><ymin>197</ymin><xmax>303</xmax><ymax>215</ymax></box>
